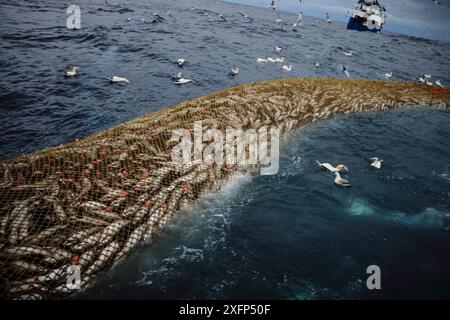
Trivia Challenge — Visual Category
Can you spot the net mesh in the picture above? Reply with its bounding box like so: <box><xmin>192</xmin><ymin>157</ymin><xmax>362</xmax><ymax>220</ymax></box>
<box><xmin>0</xmin><ymin>78</ymin><xmax>448</xmax><ymax>299</ymax></box>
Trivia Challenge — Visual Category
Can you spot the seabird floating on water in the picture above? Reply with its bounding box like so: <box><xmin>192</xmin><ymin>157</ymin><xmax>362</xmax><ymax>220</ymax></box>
<box><xmin>316</xmin><ymin>161</ymin><xmax>348</xmax><ymax>172</ymax></box>
<box><xmin>370</xmin><ymin>157</ymin><xmax>383</xmax><ymax>169</ymax></box>
<box><xmin>64</xmin><ymin>66</ymin><xmax>79</xmax><ymax>77</ymax></box>
<box><xmin>174</xmin><ymin>78</ymin><xmax>192</xmax><ymax>85</ymax></box>
<box><xmin>230</xmin><ymin>67</ymin><xmax>240</xmax><ymax>76</ymax></box>
<box><xmin>172</xmin><ymin>72</ymin><xmax>182</xmax><ymax>80</ymax></box>
<box><xmin>334</xmin><ymin>171</ymin><xmax>351</xmax><ymax>187</ymax></box>
<box><xmin>315</xmin><ymin>62</ymin><xmax>321</xmax><ymax>68</ymax></box>
<box><xmin>275</xmin><ymin>46</ymin><xmax>283</xmax><ymax>52</ymax></box>
<box><xmin>281</xmin><ymin>65</ymin><xmax>293</xmax><ymax>71</ymax></box>
<box><xmin>343</xmin><ymin>50</ymin><xmax>353</xmax><ymax>57</ymax></box>
<box><xmin>435</xmin><ymin>80</ymin><xmax>444</xmax><ymax>87</ymax></box>
<box><xmin>385</xmin><ymin>72</ymin><xmax>393</xmax><ymax>79</ymax></box>
<box><xmin>109</xmin><ymin>76</ymin><xmax>130</xmax><ymax>83</ymax></box>
<box><xmin>257</xmin><ymin>58</ymin><xmax>268</xmax><ymax>63</ymax></box>
<box><xmin>177</xmin><ymin>58</ymin><xmax>186</xmax><ymax>67</ymax></box>
<box><xmin>424</xmin><ymin>74</ymin><xmax>432</xmax><ymax>79</ymax></box>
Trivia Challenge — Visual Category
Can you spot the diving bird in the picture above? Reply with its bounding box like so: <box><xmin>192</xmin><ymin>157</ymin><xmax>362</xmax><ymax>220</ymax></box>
<box><xmin>370</xmin><ymin>157</ymin><xmax>383</xmax><ymax>169</ymax></box>
<box><xmin>174</xmin><ymin>78</ymin><xmax>192</xmax><ymax>85</ymax></box>
<box><xmin>343</xmin><ymin>50</ymin><xmax>353</xmax><ymax>57</ymax></box>
<box><xmin>342</xmin><ymin>65</ymin><xmax>350</xmax><ymax>78</ymax></box>
<box><xmin>334</xmin><ymin>171</ymin><xmax>351</xmax><ymax>187</ymax></box>
<box><xmin>64</xmin><ymin>66</ymin><xmax>79</xmax><ymax>77</ymax></box>
<box><xmin>177</xmin><ymin>58</ymin><xmax>186</xmax><ymax>67</ymax></box>
<box><xmin>109</xmin><ymin>76</ymin><xmax>130</xmax><ymax>83</ymax></box>
<box><xmin>316</xmin><ymin>161</ymin><xmax>348</xmax><ymax>173</ymax></box>
<box><xmin>281</xmin><ymin>65</ymin><xmax>293</xmax><ymax>71</ymax></box>
<box><xmin>230</xmin><ymin>66</ymin><xmax>240</xmax><ymax>76</ymax></box>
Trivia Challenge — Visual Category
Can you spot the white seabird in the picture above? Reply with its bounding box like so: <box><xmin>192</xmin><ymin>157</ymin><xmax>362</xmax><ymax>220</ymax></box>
<box><xmin>424</xmin><ymin>74</ymin><xmax>432</xmax><ymax>79</ymax></box>
<box><xmin>274</xmin><ymin>57</ymin><xmax>285</xmax><ymax>63</ymax></box>
<box><xmin>316</xmin><ymin>161</ymin><xmax>348</xmax><ymax>173</ymax></box>
<box><xmin>64</xmin><ymin>66</ymin><xmax>79</xmax><ymax>77</ymax></box>
<box><xmin>334</xmin><ymin>171</ymin><xmax>351</xmax><ymax>187</ymax></box>
<box><xmin>172</xmin><ymin>72</ymin><xmax>182</xmax><ymax>79</ymax></box>
<box><xmin>343</xmin><ymin>50</ymin><xmax>353</xmax><ymax>57</ymax></box>
<box><xmin>315</xmin><ymin>62</ymin><xmax>321</xmax><ymax>68</ymax></box>
<box><xmin>418</xmin><ymin>77</ymin><xmax>426</xmax><ymax>83</ymax></box>
<box><xmin>109</xmin><ymin>76</ymin><xmax>130</xmax><ymax>83</ymax></box>
<box><xmin>370</xmin><ymin>157</ymin><xmax>383</xmax><ymax>169</ymax></box>
<box><xmin>177</xmin><ymin>58</ymin><xmax>186</xmax><ymax>67</ymax></box>
<box><xmin>174</xmin><ymin>78</ymin><xmax>192</xmax><ymax>85</ymax></box>
<box><xmin>257</xmin><ymin>58</ymin><xmax>268</xmax><ymax>63</ymax></box>
<box><xmin>267</xmin><ymin>57</ymin><xmax>276</xmax><ymax>63</ymax></box>
<box><xmin>281</xmin><ymin>65</ymin><xmax>293</xmax><ymax>71</ymax></box>
<box><xmin>230</xmin><ymin>66</ymin><xmax>240</xmax><ymax>76</ymax></box>
<box><xmin>385</xmin><ymin>72</ymin><xmax>393</xmax><ymax>79</ymax></box>
<box><xmin>435</xmin><ymin>80</ymin><xmax>444</xmax><ymax>87</ymax></box>
<box><xmin>275</xmin><ymin>46</ymin><xmax>283</xmax><ymax>52</ymax></box>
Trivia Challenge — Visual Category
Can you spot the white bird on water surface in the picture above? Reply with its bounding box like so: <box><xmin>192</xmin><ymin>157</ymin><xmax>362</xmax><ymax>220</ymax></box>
<box><xmin>274</xmin><ymin>57</ymin><xmax>285</xmax><ymax>63</ymax></box>
<box><xmin>275</xmin><ymin>46</ymin><xmax>283</xmax><ymax>52</ymax></box>
<box><xmin>230</xmin><ymin>66</ymin><xmax>240</xmax><ymax>76</ymax></box>
<box><xmin>281</xmin><ymin>65</ymin><xmax>293</xmax><ymax>71</ymax></box>
<box><xmin>315</xmin><ymin>62</ymin><xmax>321</xmax><ymax>68</ymax></box>
<box><xmin>385</xmin><ymin>72</ymin><xmax>393</xmax><ymax>79</ymax></box>
<box><xmin>424</xmin><ymin>74</ymin><xmax>432</xmax><ymax>79</ymax></box>
<box><xmin>174</xmin><ymin>78</ymin><xmax>192</xmax><ymax>85</ymax></box>
<box><xmin>370</xmin><ymin>157</ymin><xmax>383</xmax><ymax>169</ymax></box>
<box><xmin>316</xmin><ymin>161</ymin><xmax>348</xmax><ymax>173</ymax></box>
<box><xmin>435</xmin><ymin>80</ymin><xmax>444</xmax><ymax>87</ymax></box>
<box><xmin>418</xmin><ymin>77</ymin><xmax>425</xmax><ymax>83</ymax></box>
<box><xmin>334</xmin><ymin>171</ymin><xmax>351</xmax><ymax>187</ymax></box>
<box><xmin>64</xmin><ymin>66</ymin><xmax>79</xmax><ymax>77</ymax></box>
<box><xmin>257</xmin><ymin>58</ymin><xmax>268</xmax><ymax>63</ymax></box>
<box><xmin>172</xmin><ymin>72</ymin><xmax>182</xmax><ymax>79</ymax></box>
<box><xmin>177</xmin><ymin>58</ymin><xmax>186</xmax><ymax>67</ymax></box>
<box><xmin>109</xmin><ymin>76</ymin><xmax>130</xmax><ymax>83</ymax></box>
<box><xmin>343</xmin><ymin>50</ymin><xmax>353</xmax><ymax>57</ymax></box>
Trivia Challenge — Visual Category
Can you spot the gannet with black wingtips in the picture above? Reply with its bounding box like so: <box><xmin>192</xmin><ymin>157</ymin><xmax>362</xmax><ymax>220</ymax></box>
<box><xmin>109</xmin><ymin>76</ymin><xmax>130</xmax><ymax>83</ymax></box>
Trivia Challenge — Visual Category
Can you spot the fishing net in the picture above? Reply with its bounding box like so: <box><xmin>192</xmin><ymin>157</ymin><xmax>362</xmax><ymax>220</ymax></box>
<box><xmin>0</xmin><ymin>79</ymin><xmax>448</xmax><ymax>299</ymax></box>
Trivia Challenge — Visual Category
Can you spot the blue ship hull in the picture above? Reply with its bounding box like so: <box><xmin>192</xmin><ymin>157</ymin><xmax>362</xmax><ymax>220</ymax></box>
<box><xmin>347</xmin><ymin>17</ymin><xmax>380</xmax><ymax>32</ymax></box>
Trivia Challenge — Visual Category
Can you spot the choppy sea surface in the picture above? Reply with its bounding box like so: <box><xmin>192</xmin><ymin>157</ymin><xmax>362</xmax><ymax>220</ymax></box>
<box><xmin>1</xmin><ymin>0</ymin><xmax>450</xmax><ymax>299</ymax></box>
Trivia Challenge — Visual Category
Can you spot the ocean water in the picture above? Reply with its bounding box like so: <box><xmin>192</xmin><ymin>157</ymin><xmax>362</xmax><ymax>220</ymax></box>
<box><xmin>1</xmin><ymin>0</ymin><xmax>450</xmax><ymax>160</ymax></box>
<box><xmin>74</xmin><ymin>108</ymin><xmax>450</xmax><ymax>300</ymax></box>
<box><xmin>1</xmin><ymin>0</ymin><xmax>450</xmax><ymax>299</ymax></box>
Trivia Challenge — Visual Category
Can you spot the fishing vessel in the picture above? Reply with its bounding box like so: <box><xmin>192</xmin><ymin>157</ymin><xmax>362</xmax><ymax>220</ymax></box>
<box><xmin>347</xmin><ymin>0</ymin><xmax>387</xmax><ymax>32</ymax></box>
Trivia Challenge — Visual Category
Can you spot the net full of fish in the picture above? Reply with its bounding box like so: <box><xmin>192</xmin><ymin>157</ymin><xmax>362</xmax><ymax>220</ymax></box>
<box><xmin>0</xmin><ymin>78</ymin><xmax>449</xmax><ymax>299</ymax></box>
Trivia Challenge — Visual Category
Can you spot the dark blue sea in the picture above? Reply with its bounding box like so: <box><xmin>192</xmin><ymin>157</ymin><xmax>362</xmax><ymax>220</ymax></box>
<box><xmin>1</xmin><ymin>0</ymin><xmax>450</xmax><ymax>299</ymax></box>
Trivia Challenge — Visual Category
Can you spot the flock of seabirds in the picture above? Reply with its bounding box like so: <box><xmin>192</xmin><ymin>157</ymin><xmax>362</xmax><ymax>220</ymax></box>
<box><xmin>65</xmin><ymin>0</ymin><xmax>447</xmax><ymax>87</ymax></box>
<box><xmin>62</xmin><ymin>0</ymin><xmax>446</xmax><ymax>189</ymax></box>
